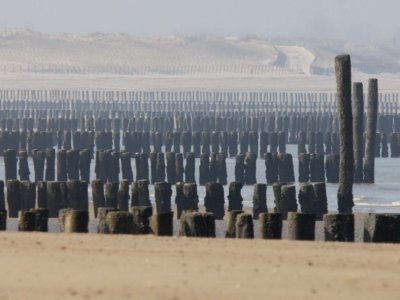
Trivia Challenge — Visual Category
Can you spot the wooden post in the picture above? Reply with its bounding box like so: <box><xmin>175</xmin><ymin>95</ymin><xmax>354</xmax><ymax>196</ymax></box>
<box><xmin>335</xmin><ymin>55</ymin><xmax>354</xmax><ymax>213</ymax></box>
<box><xmin>90</xmin><ymin>180</ymin><xmax>105</xmax><ymax>219</ymax></box>
<box><xmin>364</xmin><ymin>79</ymin><xmax>379</xmax><ymax>183</ymax></box>
<box><xmin>352</xmin><ymin>82</ymin><xmax>364</xmax><ymax>183</ymax></box>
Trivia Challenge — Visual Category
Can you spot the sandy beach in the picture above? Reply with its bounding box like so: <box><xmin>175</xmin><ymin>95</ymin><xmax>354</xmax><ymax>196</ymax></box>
<box><xmin>0</xmin><ymin>232</ymin><xmax>399</xmax><ymax>300</ymax></box>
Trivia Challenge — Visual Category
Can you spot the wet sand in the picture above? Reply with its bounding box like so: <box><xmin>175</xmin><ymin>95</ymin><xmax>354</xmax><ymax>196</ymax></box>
<box><xmin>0</xmin><ymin>232</ymin><xmax>399</xmax><ymax>300</ymax></box>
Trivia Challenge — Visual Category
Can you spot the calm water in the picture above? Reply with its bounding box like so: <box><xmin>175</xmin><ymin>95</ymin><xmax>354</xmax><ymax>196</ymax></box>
<box><xmin>1</xmin><ymin>144</ymin><xmax>400</xmax><ymax>214</ymax></box>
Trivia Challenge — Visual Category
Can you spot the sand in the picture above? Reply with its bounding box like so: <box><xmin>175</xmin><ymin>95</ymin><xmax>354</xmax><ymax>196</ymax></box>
<box><xmin>0</xmin><ymin>232</ymin><xmax>399</xmax><ymax>300</ymax></box>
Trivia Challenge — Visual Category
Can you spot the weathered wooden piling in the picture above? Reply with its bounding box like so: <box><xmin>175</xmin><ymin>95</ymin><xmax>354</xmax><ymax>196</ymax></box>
<box><xmin>18</xmin><ymin>210</ymin><xmax>35</xmax><ymax>231</ymax></box>
<box><xmin>277</xmin><ymin>153</ymin><xmax>295</xmax><ymax>183</ymax></box>
<box><xmin>45</xmin><ymin>148</ymin><xmax>55</xmax><ymax>181</ymax></box>
<box><xmin>244</xmin><ymin>153</ymin><xmax>257</xmax><ymax>185</ymax></box>
<box><xmin>106</xmin><ymin>211</ymin><xmax>134</xmax><ymax>234</ymax></box>
<box><xmin>0</xmin><ymin>209</ymin><xmax>6</xmax><ymax>230</ymax></box>
<box><xmin>150</xmin><ymin>152</ymin><xmax>157</xmax><ymax>184</ymax></box>
<box><xmin>211</xmin><ymin>131</ymin><xmax>220</xmax><ymax>153</ymax></box>
<box><xmin>150</xmin><ymin>212</ymin><xmax>174</xmax><ymax>236</ymax></box>
<box><xmin>204</xmin><ymin>182</ymin><xmax>225</xmax><ymax>220</ymax></box>
<box><xmin>217</xmin><ymin>152</ymin><xmax>227</xmax><ymax>185</ymax></box>
<box><xmin>182</xmin><ymin>182</ymin><xmax>199</xmax><ymax>212</ymax></box>
<box><xmin>287</xmin><ymin>212</ymin><xmax>316</xmax><ymax>241</ymax></box>
<box><xmin>173</xmin><ymin>131</ymin><xmax>181</xmax><ymax>153</ymax></box>
<box><xmin>131</xmin><ymin>179</ymin><xmax>151</xmax><ymax>207</ymax></box>
<box><xmin>352</xmin><ymin>82</ymin><xmax>364</xmax><ymax>183</ymax></box>
<box><xmin>154</xmin><ymin>182</ymin><xmax>172</xmax><ymax>214</ymax></box>
<box><xmin>298</xmin><ymin>153</ymin><xmax>310</xmax><ymax>183</ymax></box>
<box><xmin>364</xmin><ymin>78</ymin><xmax>378</xmax><ymax>183</ymax></box>
<box><xmin>67</xmin><ymin>180</ymin><xmax>88</xmax><ymax>210</ymax></box>
<box><xmin>46</xmin><ymin>181</ymin><xmax>62</xmax><ymax>217</ymax></box>
<box><xmin>20</xmin><ymin>181</ymin><xmax>36</xmax><ymax>210</ymax></box>
<box><xmin>324</xmin><ymin>213</ymin><xmax>354</xmax><ymax>242</ymax></box>
<box><xmin>265</xmin><ymin>152</ymin><xmax>278</xmax><ymax>184</ymax></box>
<box><xmin>18</xmin><ymin>151</ymin><xmax>30</xmax><ymax>181</ymax></box>
<box><xmin>335</xmin><ymin>55</ymin><xmax>354</xmax><ymax>214</ymax></box>
<box><xmin>201</xmin><ymin>132</ymin><xmax>210</xmax><ymax>154</ymax></box>
<box><xmin>234</xmin><ymin>154</ymin><xmax>245</xmax><ymax>184</ymax></box>
<box><xmin>390</xmin><ymin>133</ymin><xmax>398</xmax><ymax>158</ymax></box>
<box><xmin>313</xmin><ymin>182</ymin><xmax>328</xmax><ymax>220</ymax></box>
<box><xmin>269</xmin><ymin>132</ymin><xmax>278</xmax><ymax>153</ymax></box>
<box><xmin>208</xmin><ymin>153</ymin><xmax>218</xmax><ymax>182</ymax></box>
<box><xmin>97</xmin><ymin>207</ymin><xmax>118</xmax><ymax>233</ymax></box>
<box><xmin>363</xmin><ymin>213</ymin><xmax>400</xmax><ymax>243</ymax></box>
<box><xmin>259</xmin><ymin>212</ymin><xmax>282</xmax><ymax>239</ymax></box>
<box><xmin>228</xmin><ymin>131</ymin><xmax>238</xmax><ymax>157</ymax></box>
<box><xmin>63</xmin><ymin>209</ymin><xmax>89</xmax><ymax>233</ymax></box>
<box><xmin>260</xmin><ymin>131</ymin><xmax>268</xmax><ymax>157</ymax></box>
<box><xmin>184</xmin><ymin>152</ymin><xmax>196</xmax><ymax>183</ymax></box>
<box><xmin>331</xmin><ymin>132</ymin><xmax>339</xmax><ymax>155</ymax></box>
<box><xmin>374</xmin><ymin>133</ymin><xmax>381</xmax><ymax>158</ymax></box>
<box><xmin>37</xmin><ymin>181</ymin><xmax>47</xmax><ymax>208</ymax></box>
<box><xmin>105</xmin><ymin>182</ymin><xmax>119</xmax><ymax>208</ymax></box>
<box><xmin>117</xmin><ymin>180</ymin><xmax>130</xmax><ymax>211</ymax></box>
<box><xmin>325</xmin><ymin>154</ymin><xmax>339</xmax><ymax>183</ymax></box>
<box><xmin>381</xmin><ymin>133</ymin><xmax>388</xmax><ymax>158</ymax></box>
<box><xmin>6</xmin><ymin>180</ymin><xmax>21</xmax><ymax>217</ymax></box>
<box><xmin>225</xmin><ymin>210</ymin><xmax>244</xmax><ymax>238</ymax></box>
<box><xmin>120</xmin><ymin>151</ymin><xmax>133</xmax><ymax>183</ymax></box>
<box><xmin>236</xmin><ymin>213</ymin><xmax>254</xmax><ymax>239</ymax></box>
<box><xmin>175</xmin><ymin>182</ymin><xmax>184</xmax><ymax>219</ymax></box>
<box><xmin>132</xmin><ymin>206</ymin><xmax>153</xmax><ymax>234</ymax></box>
<box><xmin>79</xmin><ymin>149</ymin><xmax>91</xmax><ymax>182</ymax></box>
<box><xmin>192</xmin><ymin>132</ymin><xmax>201</xmax><ymax>158</ymax></box>
<box><xmin>30</xmin><ymin>208</ymin><xmax>49</xmax><ymax>232</ymax></box>
<box><xmin>156</xmin><ymin>152</ymin><xmax>165</xmax><ymax>183</ymax></box>
<box><xmin>278</xmin><ymin>131</ymin><xmax>286</xmax><ymax>153</ymax></box>
<box><xmin>166</xmin><ymin>152</ymin><xmax>176</xmax><ymax>184</ymax></box>
<box><xmin>4</xmin><ymin>149</ymin><xmax>17</xmax><ymax>180</ymax></box>
<box><xmin>179</xmin><ymin>211</ymin><xmax>215</xmax><ymax>238</ymax></box>
<box><xmin>324</xmin><ymin>132</ymin><xmax>332</xmax><ymax>155</ymax></box>
<box><xmin>252</xmin><ymin>183</ymin><xmax>268</xmax><ymax>219</ymax></box>
<box><xmin>227</xmin><ymin>182</ymin><xmax>243</xmax><ymax>211</ymax></box>
<box><xmin>0</xmin><ymin>181</ymin><xmax>4</xmax><ymax>210</ymax></box>
<box><xmin>57</xmin><ymin>149</ymin><xmax>67</xmax><ymax>181</ymax></box>
<box><xmin>164</xmin><ymin>131</ymin><xmax>173</xmax><ymax>153</ymax></box>
<box><xmin>315</xmin><ymin>132</ymin><xmax>324</xmax><ymax>155</ymax></box>
<box><xmin>32</xmin><ymin>150</ymin><xmax>45</xmax><ymax>181</ymax></box>
<box><xmin>297</xmin><ymin>131</ymin><xmax>307</xmax><ymax>154</ymax></box>
<box><xmin>276</xmin><ymin>184</ymin><xmax>298</xmax><ymax>220</ymax></box>
<box><xmin>199</xmin><ymin>153</ymin><xmax>210</xmax><ymax>186</ymax></box>
<box><xmin>298</xmin><ymin>183</ymin><xmax>315</xmax><ymax>214</ymax></box>
<box><xmin>239</xmin><ymin>131</ymin><xmax>249</xmax><ymax>154</ymax></box>
<box><xmin>310</xmin><ymin>154</ymin><xmax>325</xmax><ymax>182</ymax></box>
<box><xmin>91</xmin><ymin>179</ymin><xmax>105</xmax><ymax>218</ymax></box>
<box><xmin>66</xmin><ymin>149</ymin><xmax>80</xmax><ymax>180</ymax></box>
<box><xmin>308</xmin><ymin>132</ymin><xmax>316</xmax><ymax>154</ymax></box>
<box><xmin>175</xmin><ymin>153</ymin><xmax>184</xmax><ymax>182</ymax></box>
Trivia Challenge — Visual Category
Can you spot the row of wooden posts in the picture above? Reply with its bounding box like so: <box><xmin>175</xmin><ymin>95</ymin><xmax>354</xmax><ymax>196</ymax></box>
<box><xmin>1</xmin><ymin>208</ymin><xmax>398</xmax><ymax>243</ymax></box>
<box><xmin>0</xmin><ymin>89</ymin><xmax>396</xmax><ymax>114</ymax></box>
<box><xmin>0</xmin><ymin>179</ymin><xmax>325</xmax><ymax>219</ymax></box>
<box><xmin>3</xmin><ymin>147</ymin><xmax>345</xmax><ymax>185</ymax></box>
<box><xmin>0</xmin><ymin>176</ymin><xmax>397</xmax><ymax>242</ymax></box>
<box><xmin>0</xmin><ymin>110</ymin><xmax>395</xmax><ymax>134</ymax></box>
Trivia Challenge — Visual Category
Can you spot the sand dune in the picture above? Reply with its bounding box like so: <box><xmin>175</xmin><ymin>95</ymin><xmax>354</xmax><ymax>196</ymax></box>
<box><xmin>0</xmin><ymin>29</ymin><xmax>399</xmax><ymax>77</ymax></box>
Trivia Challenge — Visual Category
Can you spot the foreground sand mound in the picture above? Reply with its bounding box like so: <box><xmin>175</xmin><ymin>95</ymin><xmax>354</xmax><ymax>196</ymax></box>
<box><xmin>0</xmin><ymin>232</ymin><xmax>399</xmax><ymax>299</ymax></box>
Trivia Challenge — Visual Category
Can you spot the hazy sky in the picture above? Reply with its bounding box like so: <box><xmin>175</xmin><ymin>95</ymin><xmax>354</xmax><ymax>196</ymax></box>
<box><xmin>0</xmin><ymin>0</ymin><xmax>399</xmax><ymax>41</ymax></box>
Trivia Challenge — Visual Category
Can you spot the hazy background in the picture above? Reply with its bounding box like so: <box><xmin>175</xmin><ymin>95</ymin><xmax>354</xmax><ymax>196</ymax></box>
<box><xmin>0</xmin><ymin>0</ymin><xmax>399</xmax><ymax>41</ymax></box>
